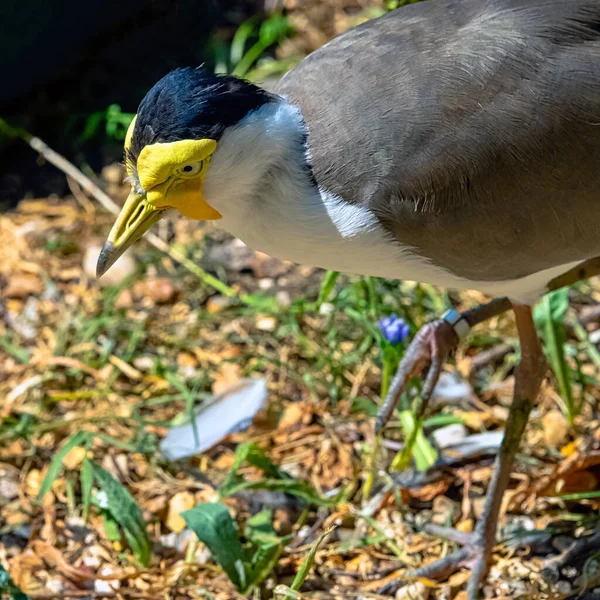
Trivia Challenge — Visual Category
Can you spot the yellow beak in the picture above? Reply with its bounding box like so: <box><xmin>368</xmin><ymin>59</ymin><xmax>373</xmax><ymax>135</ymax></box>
<box><xmin>96</xmin><ymin>191</ymin><xmax>164</xmax><ymax>278</ymax></box>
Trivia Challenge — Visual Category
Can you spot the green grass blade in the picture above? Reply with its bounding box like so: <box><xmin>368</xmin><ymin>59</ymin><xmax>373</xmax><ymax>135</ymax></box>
<box><xmin>80</xmin><ymin>457</ymin><xmax>93</xmax><ymax>522</ymax></box>
<box><xmin>289</xmin><ymin>526</ymin><xmax>334</xmax><ymax>593</ymax></box>
<box><xmin>37</xmin><ymin>431</ymin><xmax>90</xmax><ymax>501</ymax></box>
<box><xmin>536</xmin><ymin>289</ymin><xmax>577</xmax><ymax>422</ymax></box>
<box><xmin>91</xmin><ymin>461</ymin><xmax>151</xmax><ymax>566</ymax></box>
<box><xmin>316</xmin><ymin>271</ymin><xmax>339</xmax><ymax>308</ymax></box>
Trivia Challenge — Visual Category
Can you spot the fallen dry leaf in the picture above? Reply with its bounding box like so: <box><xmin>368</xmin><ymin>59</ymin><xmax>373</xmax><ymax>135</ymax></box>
<box><xmin>62</xmin><ymin>446</ymin><xmax>87</xmax><ymax>470</ymax></box>
<box><xmin>166</xmin><ymin>491</ymin><xmax>196</xmax><ymax>533</ymax></box>
<box><xmin>5</xmin><ymin>274</ymin><xmax>43</xmax><ymax>298</ymax></box>
<box><xmin>211</xmin><ymin>362</ymin><xmax>242</xmax><ymax>395</ymax></box>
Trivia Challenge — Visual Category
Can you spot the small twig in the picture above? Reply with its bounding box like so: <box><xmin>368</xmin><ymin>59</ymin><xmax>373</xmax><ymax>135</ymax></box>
<box><xmin>0</xmin><ymin>117</ymin><xmax>260</xmax><ymax>306</ymax></box>
<box><xmin>470</xmin><ymin>342</ymin><xmax>514</xmax><ymax>371</ymax></box>
<box><xmin>28</xmin><ymin>593</ymin><xmax>163</xmax><ymax>599</ymax></box>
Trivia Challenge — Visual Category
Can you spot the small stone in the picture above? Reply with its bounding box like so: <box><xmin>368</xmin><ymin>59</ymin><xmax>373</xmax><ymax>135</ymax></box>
<box><xmin>276</xmin><ymin>291</ymin><xmax>292</xmax><ymax>307</ymax></box>
<box><xmin>95</xmin><ymin>580</ymin><xmax>117</xmax><ymax>594</ymax></box>
<box><xmin>62</xmin><ymin>446</ymin><xmax>87</xmax><ymax>470</ymax></box>
<box><xmin>431</xmin><ymin>495</ymin><xmax>460</xmax><ymax>525</ymax></box>
<box><xmin>456</xmin><ymin>519</ymin><xmax>474</xmax><ymax>533</ymax></box>
<box><xmin>542</xmin><ymin>410</ymin><xmax>569</xmax><ymax>448</ymax></box>
<box><xmin>206</xmin><ymin>295</ymin><xmax>232</xmax><ymax>313</ymax></box>
<box><xmin>319</xmin><ymin>302</ymin><xmax>334</xmax><ymax>315</ymax></box>
<box><xmin>25</xmin><ymin>469</ymin><xmax>43</xmax><ymax>497</ymax></box>
<box><xmin>395</xmin><ymin>582</ymin><xmax>429</xmax><ymax>600</ymax></box>
<box><xmin>133</xmin><ymin>356</ymin><xmax>155</xmax><ymax>371</ymax></box>
<box><xmin>556</xmin><ymin>581</ymin><xmax>572</xmax><ymax>595</ymax></box>
<box><xmin>143</xmin><ymin>278</ymin><xmax>181</xmax><ymax>304</ymax></box>
<box><xmin>0</xmin><ymin>468</ymin><xmax>19</xmax><ymax>503</ymax></box>
<box><xmin>206</xmin><ymin>238</ymin><xmax>255</xmax><ymax>272</ymax></box>
<box><xmin>432</xmin><ymin>423</ymin><xmax>468</xmax><ymax>449</ymax></box>
<box><xmin>258</xmin><ymin>278</ymin><xmax>275</xmax><ymax>290</ymax></box>
<box><xmin>115</xmin><ymin>289</ymin><xmax>133</xmax><ymax>309</ymax></box>
<box><xmin>256</xmin><ymin>316</ymin><xmax>277</xmax><ymax>331</ymax></box>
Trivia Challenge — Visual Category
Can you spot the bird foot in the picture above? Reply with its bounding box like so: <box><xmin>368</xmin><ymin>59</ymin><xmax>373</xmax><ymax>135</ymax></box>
<box><xmin>410</xmin><ymin>524</ymin><xmax>491</xmax><ymax>583</ymax></box>
<box><xmin>380</xmin><ymin>525</ymin><xmax>492</xmax><ymax>599</ymax></box>
<box><xmin>376</xmin><ymin>317</ymin><xmax>458</xmax><ymax>431</ymax></box>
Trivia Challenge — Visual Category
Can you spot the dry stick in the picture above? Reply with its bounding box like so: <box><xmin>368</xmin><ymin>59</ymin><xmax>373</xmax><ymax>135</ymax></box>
<box><xmin>0</xmin><ymin>117</ymin><xmax>258</xmax><ymax>305</ymax></box>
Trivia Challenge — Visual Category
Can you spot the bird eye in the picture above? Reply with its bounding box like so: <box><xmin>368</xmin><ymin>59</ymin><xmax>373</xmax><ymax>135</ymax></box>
<box><xmin>178</xmin><ymin>161</ymin><xmax>202</xmax><ymax>176</ymax></box>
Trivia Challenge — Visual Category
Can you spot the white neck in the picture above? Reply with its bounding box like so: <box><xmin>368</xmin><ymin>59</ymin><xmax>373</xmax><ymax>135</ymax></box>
<box><xmin>202</xmin><ymin>101</ymin><xmax>418</xmax><ymax>278</ymax></box>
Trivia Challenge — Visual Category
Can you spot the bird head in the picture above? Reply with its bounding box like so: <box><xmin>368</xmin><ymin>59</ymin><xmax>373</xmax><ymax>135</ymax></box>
<box><xmin>96</xmin><ymin>67</ymin><xmax>279</xmax><ymax>277</ymax></box>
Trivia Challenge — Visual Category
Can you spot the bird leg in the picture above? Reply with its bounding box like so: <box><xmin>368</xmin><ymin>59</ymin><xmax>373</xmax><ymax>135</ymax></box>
<box><xmin>375</xmin><ymin>297</ymin><xmax>511</xmax><ymax>432</ymax></box>
<box><xmin>407</xmin><ymin>303</ymin><xmax>547</xmax><ymax>599</ymax></box>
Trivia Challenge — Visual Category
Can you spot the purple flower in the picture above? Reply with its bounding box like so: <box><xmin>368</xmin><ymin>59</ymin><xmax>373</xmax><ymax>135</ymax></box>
<box><xmin>377</xmin><ymin>313</ymin><xmax>410</xmax><ymax>345</ymax></box>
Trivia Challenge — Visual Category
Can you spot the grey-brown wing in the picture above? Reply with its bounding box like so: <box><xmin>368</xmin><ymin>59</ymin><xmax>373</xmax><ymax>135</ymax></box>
<box><xmin>276</xmin><ymin>0</ymin><xmax>600</xmax><ymax>281</ymax></box>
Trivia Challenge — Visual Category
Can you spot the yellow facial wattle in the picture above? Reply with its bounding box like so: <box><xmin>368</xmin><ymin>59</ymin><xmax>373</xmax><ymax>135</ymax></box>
<box><xmin>137</xmin><ymin>138</ymin><xmax>221</xmax><ymax>220</ymax></box>
<box><xmin>97</xmin><ymin>127</ymin><xmax>220</xmax><ymax>278</ymax></box>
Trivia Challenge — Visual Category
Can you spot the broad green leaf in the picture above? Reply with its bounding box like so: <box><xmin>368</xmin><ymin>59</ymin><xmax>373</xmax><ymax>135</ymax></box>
<box><xmin>0</xmin><ymin>564</ymin><xmax>28</xmax><ymax>600</ymax></box>
<box><xmin>91</xmin><ymin>461</ymin><xmax>151</xmax><ymax>566</ymax></box>
<box><xmin>391</xmin><ymin>410</ymin><xmax>437</xmax><ymax>471</ymax></box>
<box><xmin>183</xmin><ymin>502</ymin><xmax>247</xmax><ymax>591</ymax></box>
<box><xmin>245</xmin><ymin>509</ymin><xmax>279</xmax><ymax>543</ymax></box>
<box><xmin>37</xmin><ymin>431</ymin><xmax>90</xmax><ymax>501</ymax></box>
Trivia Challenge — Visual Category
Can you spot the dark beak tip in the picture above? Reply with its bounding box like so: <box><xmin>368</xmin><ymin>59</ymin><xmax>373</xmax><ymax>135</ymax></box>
<box><xmin>96</xmin><ymin>242</ymin><xmax>115</xmax><ymax>279</ymax></box>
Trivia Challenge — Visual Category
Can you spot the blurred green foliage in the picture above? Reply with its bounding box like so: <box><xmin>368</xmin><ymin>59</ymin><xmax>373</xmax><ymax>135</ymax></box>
<box><xmin>81</xmin><ymin>104</ymin><xmax>136</xmax><ymax>143</ymax></box>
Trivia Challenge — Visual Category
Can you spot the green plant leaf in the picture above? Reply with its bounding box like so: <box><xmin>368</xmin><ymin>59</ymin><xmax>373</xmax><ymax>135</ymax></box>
<box><xmin>535</xmin><ymin>288</ymin><xmax>578</xmax><ymax>422</ymax></box>
<box><xmin>183</xmin><ymin>502</ymin><xmax>247</xmax><ymax>591</ymax></box>
<box><xmin>220</xmin><ymin>443</ymin><xmax>339</xmax><ymax>506</ymax></box>
<box><xmin>101</xmin><ymin>512</ymin><xmax>122</xmax><ymax>542</ymax></box>
<box><xmin>245</xmin><ymin>509</ymin><xmax>278</xmax><ymax>543</ymax></box>
<box><xmin>0</xmin><ymin>334</ymin><xmax>30</xmax><ymax>363</ymax></box>
<box><xmin>317</xmin><ymin>270</ymin><xmax>339</xmax><ymax>307</ymax></box>
<box><xmin>91</xmin><ymin>461</ymin><xmax>151</xmax><ymax>566</ymax></box>
<box><xmin>80</xmin><ymin>457</ymin><xmax>93</xmax><ymax>522</ymax></box>
<box><xmin>391</xmin><ymin>410</ymin><xmax>437</xmax><ymax>471</ymax></box>
<box><xmin>37</xmin><ymin>431</ymin><xmax>90</xmax><ymax>501</ymax></box>
<box><xmin>0</xmin><ymin>564</ymin><xmax>28</xmax><ymax>600</ymax></box>
<box><xmin>244</xmin><ymin>511</ymin><xmax>282</xmax><ymax>590</ymax></box>
<box><xmin>230</xmin><ymin>18</ymin><xmax>258</xmax><ymax>67</ymax></box>
<box><xmin>289</xmin><ymin>526</ymin><xmax>334</xmax><ymax>593</ymax></box>
<box><xmin>246</xmin><ymin>537</ymin><xmax>282</xmax><ymax>590</ymax></box>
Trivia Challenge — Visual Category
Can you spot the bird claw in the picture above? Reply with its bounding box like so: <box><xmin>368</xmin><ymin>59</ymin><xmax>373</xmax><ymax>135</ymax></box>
<box><xmin>375</xmin><ymin>317</ymin><xmax>458</xmax><ymax>432</ymax></box>
<box><xmin>376</xmin><ymin>525</ymin><xmax>490</xmax><ymax>598</ymax></box>
<box><xmin>408</xmin><ymin>528</ymin><xmax>493</xmax><ymax>600</ymax></box>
